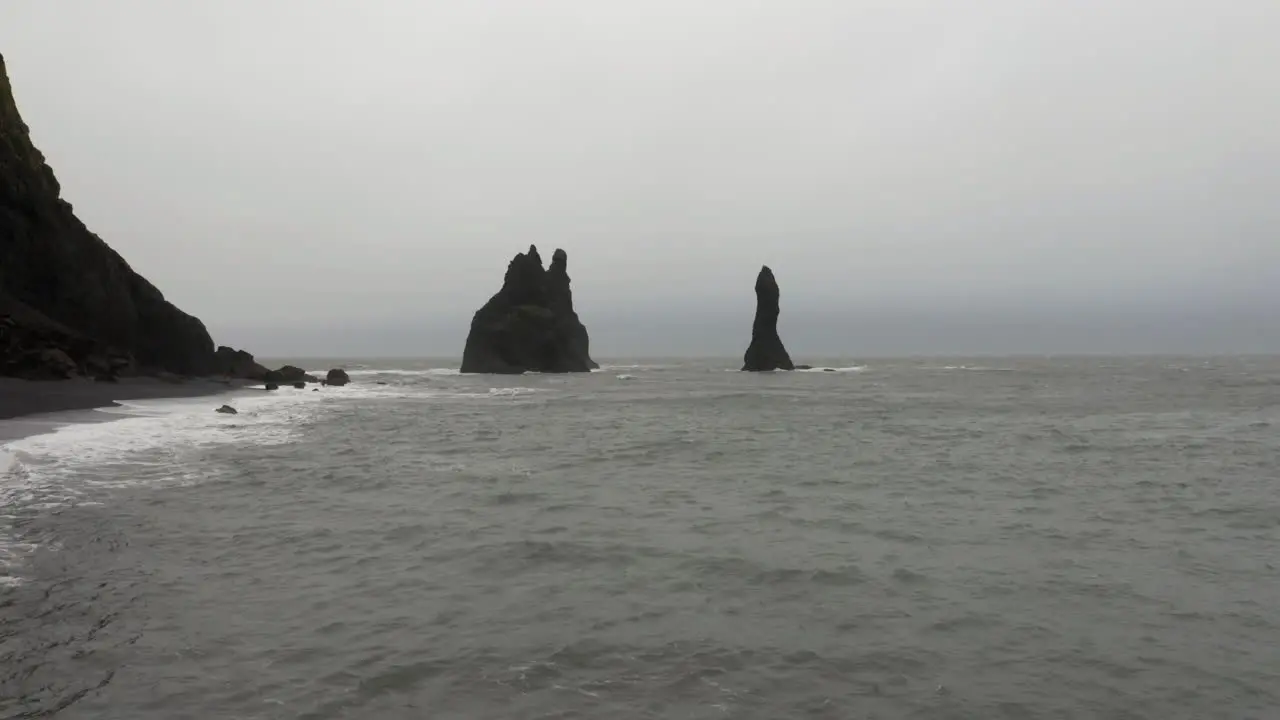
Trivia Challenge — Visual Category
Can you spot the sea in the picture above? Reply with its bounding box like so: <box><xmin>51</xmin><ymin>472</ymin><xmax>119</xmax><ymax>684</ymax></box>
<box><xmin>1</xmin><ymin>356</ymin><xmax>1278</xmax><ymax>719</ymax></box>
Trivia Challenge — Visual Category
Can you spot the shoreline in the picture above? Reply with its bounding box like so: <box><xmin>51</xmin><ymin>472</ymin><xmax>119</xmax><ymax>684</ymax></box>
<box><xmin>0</xmin><ymin>377</ymin><xmax>259</xmax><ymax>443</ymax></box>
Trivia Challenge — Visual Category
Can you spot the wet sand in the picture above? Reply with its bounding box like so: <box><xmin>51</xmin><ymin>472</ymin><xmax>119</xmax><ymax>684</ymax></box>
<box><xmin>0</xmin><ymin>377</ymin><xmax>258</xmax><ymax>434</ymax></box>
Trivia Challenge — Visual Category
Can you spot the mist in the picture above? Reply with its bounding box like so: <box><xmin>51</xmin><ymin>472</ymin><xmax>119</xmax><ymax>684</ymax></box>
<box><xmin>2</xmin><ymin>1</ymin><xmax>1277</xmax><ymax>356</ymax></box>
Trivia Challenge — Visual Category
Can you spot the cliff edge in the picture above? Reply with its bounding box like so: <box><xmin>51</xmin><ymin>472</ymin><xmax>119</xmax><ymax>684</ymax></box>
<box><xmin>0</xmin><ymin>53</ymin><xmax>217</xmax><ymax>378</ymax></box>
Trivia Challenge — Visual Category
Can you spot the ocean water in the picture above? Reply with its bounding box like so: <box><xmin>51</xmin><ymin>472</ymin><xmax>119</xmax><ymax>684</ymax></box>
<box><xmin>1</xmin><ymin>356</ymin><xmax>1279</xmax><ymax>719</ymax></box>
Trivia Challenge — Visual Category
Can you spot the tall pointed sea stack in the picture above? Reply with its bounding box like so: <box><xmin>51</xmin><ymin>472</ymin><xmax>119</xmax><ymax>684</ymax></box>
<box><xmin>460</xmin><ymin>245</ymin><xmax>597</xmax><ymax>374</ymax></box>
<box><xmin>742</xmin><ymin>265</ymin><xmax>795</xmax><ymax>371</ymax></box>
<box><xmin>0</xmin><ymin>53</ymin><xmax>220</xmax><ymax>378</ymax></box>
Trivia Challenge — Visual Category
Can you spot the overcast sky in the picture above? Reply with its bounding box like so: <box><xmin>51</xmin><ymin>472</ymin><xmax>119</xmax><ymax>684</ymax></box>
<box><xmin>3</xmin><ymin>1</ymin><xmax>1278</xmax><ymax>355</ymax></box>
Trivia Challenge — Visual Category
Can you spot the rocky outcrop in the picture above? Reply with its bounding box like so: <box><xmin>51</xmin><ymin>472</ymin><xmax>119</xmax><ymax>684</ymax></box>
<box><xmin>325</xmin><ymin>368</ymin><xmax>349</xmax><ymax>386</ymax></box>
<box><xmin>1</xmin><ymin>307</ymin><xmax>134</xmax><ymax>380</ymax></box>
<box><xmin>213</xmin><ymin>346</ymin><xmax>268</xmax><ymax>380</ymax></box>
<box><xmin>1</xmin><ymin>53</ymin><xmax>218</xmax><ymax>379</ymax></box>
<box><xmin>742</xmin><ymin>266</ymin><xmax>795</xmax><ymax>372</ymax></box>
<box><xmin>264</xmin><ymin>365</ymin><xmax>319</xmax><ymax>384</ymax></box>
<box><xmin>461</xmin><ymin>246</ymin><xmax>597</xmax><ymax>374</ymax></box>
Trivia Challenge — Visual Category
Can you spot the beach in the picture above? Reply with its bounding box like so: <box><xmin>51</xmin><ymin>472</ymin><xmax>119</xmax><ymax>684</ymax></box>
<box><xmin>0</xmin><ymin>377</ymin><xmax>258</xmax><ymax>432</ymax></box>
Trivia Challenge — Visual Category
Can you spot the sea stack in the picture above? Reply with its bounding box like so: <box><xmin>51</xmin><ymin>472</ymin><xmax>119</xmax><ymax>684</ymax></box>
<box><xmin>0</xmin><ymin>53</ymin><xmax>219</xmax><ymax>378</ymax></box>
<box><xmin>460</xmin><ymin>246</ymin><xmax>597</xmax><ymax>374</ymax></box>
<box><xmin>742</xmin><ymin>265</ymin><xmax>795</xmax><ymax>372</ymax></box>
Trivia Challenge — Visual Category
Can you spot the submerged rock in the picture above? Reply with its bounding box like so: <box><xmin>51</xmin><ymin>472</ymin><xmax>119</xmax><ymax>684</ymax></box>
<box><xmin>460</xmin><ymin>246</ymin><xmax>597</xmax><ymax>374</ymax></box>
<box><xmin>215</xmin><ymin>404</ymin><xmax>237</xmax><ymax>414</ymax></box>
<box><xmin>325</xmin><ymin>368</ymin><xmax>350</xmax><ymax>386</ymax></box>
<box><xmin>292</xmin><ymin>381</ymin><xmax>305</xmax><ymax>389</ymax></box>
<box><xmin>742</xmin><ymin>266</ymin><xmax>795</xmax><ymax>372</ymax></box>
<box><xmin>264</xmin><ymin>382</ymin><xmax>279</xmax><ymax>391</ymax></box>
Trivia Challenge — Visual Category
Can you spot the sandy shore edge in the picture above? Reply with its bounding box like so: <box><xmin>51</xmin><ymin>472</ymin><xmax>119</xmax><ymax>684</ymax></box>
<box><xmin>0</xmin><ymin>377</ymin><xmax>259</xmax><ymax>443</ymax></box>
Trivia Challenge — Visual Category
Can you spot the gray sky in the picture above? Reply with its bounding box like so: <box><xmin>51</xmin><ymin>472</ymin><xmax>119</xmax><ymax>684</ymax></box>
<box><xmin>3</xmin><ymin>1</ymin><xmax>1278</xmax><ymax>356</ymax></box>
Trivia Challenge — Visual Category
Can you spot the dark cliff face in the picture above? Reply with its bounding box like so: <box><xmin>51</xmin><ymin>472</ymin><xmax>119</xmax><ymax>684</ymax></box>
<box><xmin>742</xmin><ymin>265</ymin><xmax>795</xmax><ymax>371</ymax></box>
<box><xmin>0</xmin><ymin>53</ymin><xmax>216</xmax><ymax>377</ymax></box>
<box><xmin>461</xmin><ymin>245</ymin><xmax>597</xmax><ymax>374</ymax></box>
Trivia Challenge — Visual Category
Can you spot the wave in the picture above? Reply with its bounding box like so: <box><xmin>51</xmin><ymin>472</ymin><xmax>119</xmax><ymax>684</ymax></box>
<box><xmin>481</xmin><ymin>387</ymin><xmax>545</xmax><ymax>398</ymax></box>
<box><xmin>0</xmin><ymin>390</ymin><xmax>324</xmax><ymax>583</ymax></box>
<box><xmin>720</xmin><ymin>365</ymin><xmax>868</xmax><ymax>373</ymax></box>
<box><xmin>339</xmin><ymin>368</ymin><xmax>460</xmax><ymax>377</ymax></box>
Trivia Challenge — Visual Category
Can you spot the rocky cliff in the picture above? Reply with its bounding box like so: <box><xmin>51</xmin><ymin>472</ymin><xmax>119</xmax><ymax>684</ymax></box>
<box><xmin>0</xmin><ymin>53</ymin><xmax>218</xmax><ymax>378</ymax></box>
<box><xmin>461</xmin><ymin>245</ymin><xmax>597</xmax><ymax>374</ymax></box>
<box><xmin>742</xmin><ymin>265</ymin><xmax>795</xmax><ymax>371</ymax></box>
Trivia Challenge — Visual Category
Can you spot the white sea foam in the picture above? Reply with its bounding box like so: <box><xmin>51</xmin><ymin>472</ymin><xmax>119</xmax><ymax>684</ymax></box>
<box><xmin>0</xmin><ymin>389</ymin><xmax>324</xmax><ymax>583</ymax></box>
<box><xmin>340</xmin><ymin>368</ymin><xmax>460</xmax><ymax>377</ymax></box>
<box><xmin>723</xmin><ymin>365</ymin><xmax>869</xmax><ymax>373</ymax></box>
<box><xmin>484</xmin><ymin>387</ymin><xmax>545</xmax><ymax>397</ymax></box>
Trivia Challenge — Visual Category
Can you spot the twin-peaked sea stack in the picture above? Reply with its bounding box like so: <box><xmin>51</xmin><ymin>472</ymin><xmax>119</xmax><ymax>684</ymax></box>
<box><xmin>742</xmin><ymin>265</ymin><xmax>795</xmax><ymax>372</ymax></box>
<box><xmin>460</xmin><ymin>245</ymin><xmax>598</xmax><ymax>374</ymax></box>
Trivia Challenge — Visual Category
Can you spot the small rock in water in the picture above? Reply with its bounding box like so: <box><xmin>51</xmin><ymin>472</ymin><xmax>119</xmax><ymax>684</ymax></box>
<box><xmin>292</xmin><ymin>381</ymin><xmax>306</xmax><ymax>389</ymax></box>
<box><xmin>795</xmin><ymin>365</ymin><xmax>813</xmax><ymax>370</ymax></box>
<box><xmin>215</xmin><ymin>404</ymin><xmax>238</xmax><ymax>414</ymax></box>
<box><xmin>265</xmin><ymin>382</ymin><xmax>279</xmax><ymax>391</ymax></box>
<box><xmin>376</xmin><ymin>381</ymin><xmax>388</xmax><ymax>385</ymax></box>
<box><xmin>822</xmin><ymin>368</ymin><xmax>836</xmax><ymax>372</ymax></box>
<box><xmin>326</xmin><ymin>368</ymin><xmax>350</xmax><ymax>386</ymax></box>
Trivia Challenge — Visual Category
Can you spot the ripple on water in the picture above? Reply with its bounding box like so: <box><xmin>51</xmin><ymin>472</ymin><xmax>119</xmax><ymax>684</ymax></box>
<box><xmin>5</xmin><ymin>357</ymin><xmax>1280</xmax><ymax>718</ymax></box>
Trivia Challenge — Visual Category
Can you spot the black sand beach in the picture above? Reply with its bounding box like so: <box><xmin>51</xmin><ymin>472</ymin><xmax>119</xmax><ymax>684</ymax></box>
<box><xmin>0</xmin><ymin>377</ymin><xmax>256</xmax><ymax>426</ymax></box>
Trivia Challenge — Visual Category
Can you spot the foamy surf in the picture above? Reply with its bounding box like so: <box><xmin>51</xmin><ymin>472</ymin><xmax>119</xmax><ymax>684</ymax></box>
<box><xmin>0</xmin><ymin>389</ymin><xmax>325</xmax><ymax>584</ymax></box>
<box><xmin>341</xmin><ymin>368</ymin><xmax>460</xmax><ymax>377</ymax></box>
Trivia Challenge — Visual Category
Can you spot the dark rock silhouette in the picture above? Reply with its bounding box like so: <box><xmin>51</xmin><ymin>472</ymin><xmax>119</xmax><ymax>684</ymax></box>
<box><xmin>1</xmin><ymin>306</ymin><xmax>135</xmax><ymax>381</ymax></box>
<box><xmin>742</xmin><ymin>266</ymin><xmax>795</xmax><ymax>372</ymax></box>
<box><xmin>0</xmin><ymin>53</ymin><xmax>218</xmax><ymax>378</ymax></box>
<box><xmin>461</xmin><ymin>246</ymin><xmax>597</xmax><ymax>374</ymax></box>
<box><xmin>264</xmin><ymin>382</ymin><xmax>279</xmax><ymax>391</ymax></box>
<box><xmin>264</xmin><ymin>366</ymin><xmax>319</xmax><ymax>385</ymax></box>
<box><xmin>213</xmin><ymin>346</ymin><xmax>268</xmax><ymax>380</ymax></box>
<box><xmin>215</xmin><ymin>404</ymin><xmax>237</xmax><ymax>414</ymax></box>
<box><xmin>291</xmin><ymin>381</ymin><xmax>306</xmax><ymax>389</ymax></box>
<box><xmin>325</xmin><ymin>368</ymin><xmax>350</xmax><ymax>386</ymax></box>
